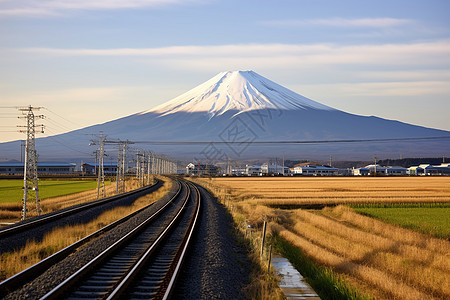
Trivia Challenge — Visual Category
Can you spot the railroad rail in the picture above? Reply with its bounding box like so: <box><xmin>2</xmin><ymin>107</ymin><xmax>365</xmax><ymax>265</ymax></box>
<box><xmin>0</xmin><ymin>179</ymin><xmax>161</xmax><ymax>238</ymax></box>
<box><xmin>0</xmin><ymin>179</ymin><xmax>180</xmax><ymax>298</ymax></box>
<box><xmin>38</xmin><ymin>180</ymin><xmax>200</xmax><ymax>299</ymax></box>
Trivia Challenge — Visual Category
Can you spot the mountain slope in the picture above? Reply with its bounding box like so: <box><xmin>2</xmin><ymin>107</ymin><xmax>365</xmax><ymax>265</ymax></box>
<box><xmin>143</xmin><ymin>70</ymin><xmax>333</xmax><ymax>118</ymax></box>
<box><xmin>0</xmin><ymin>70</ymin><xmax>449</xmax><ymax>162</ymax></box>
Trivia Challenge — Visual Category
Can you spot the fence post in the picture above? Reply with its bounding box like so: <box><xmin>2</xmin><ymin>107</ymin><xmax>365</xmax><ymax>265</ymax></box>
<box><xmin>260</xmin><ymin>220</ymin><xmax>267</xmax><ymax>257</ymax></box>
<box><xmin>267</xmin><ymin>244</ymin><xmax>272</xmax><ymax>273</ymax></box>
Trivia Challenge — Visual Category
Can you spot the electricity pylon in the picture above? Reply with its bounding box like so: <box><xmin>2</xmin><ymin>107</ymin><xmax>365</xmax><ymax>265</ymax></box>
<box><xmin>18</xmin><ymin>105</ymin><xmax>44</xmax><ymax>220</ymax></box>
<box><xmin>116</xmin><ymin>143</ymin><xmax>127</xmax><ymax>194</ymax></box>
<box><xmin>90</xmin><ymin>133</ymin><xmax>106</xmax><ymax>199</ymax></box>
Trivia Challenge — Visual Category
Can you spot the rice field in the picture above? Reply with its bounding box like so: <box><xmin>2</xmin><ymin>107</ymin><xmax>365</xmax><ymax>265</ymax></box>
<box><xmin>0</xmin><ymin>178</ymin><xmax>142</xmax><ymax>221</ymax></box>
<box><xmin>354</xmin><ymin>205</ymin><xmax>450</xmax><ymax>238</ymax></box>
<box><xmin>0</xmin><ymin>179</ymin><xmax>106</xmax><ymax>204</ymax></box>
<box><xmin>210</xmin><ymin>177</ymin><xmax>450</xmax><ymax>206</ymax></box>
<box><xmin>193</xmin><ymin>176</ymin><xmax>450</xmax><ymax>300</ymax></box>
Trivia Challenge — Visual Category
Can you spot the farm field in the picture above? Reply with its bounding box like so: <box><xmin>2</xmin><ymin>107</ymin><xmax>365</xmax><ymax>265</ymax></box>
<box><xmin>0</xmin><ymin>179</ymin><xmax>135</xmax><ymax>222</ymax></box>
<box><xmin>209</xmin><ymin>177</ymin><xmax>450</xmax><ymax>206</ymax></box>
<box><xmin>353</xmin><ymin>205</ymin><xmax>450</xmax><ymax>239</ymax></box>
<box><xmin>193</xmin><ymin>176</ymin><xmax>450</xmax><ymax>300</ymax></box>
<box><xmin>0</xmin><ymin>179</ymin><xmax>107</xmax><ymax>203</ymax></box>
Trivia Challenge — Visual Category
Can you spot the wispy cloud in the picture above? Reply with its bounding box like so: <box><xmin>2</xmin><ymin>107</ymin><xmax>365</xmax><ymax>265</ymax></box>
<box><xmin>17</xmin><ymin>41</ymin><xmax>450</xmax><ymax>68</ymax></box>
<box><xmin>0</xmin><ymin>0</ymin><xmax>207</xmax><ymax>16</ymax></box>
<box><xmin>262</xmin><ymin>17</ymin><xmax>412</xmax><ymax>28</ymax></box>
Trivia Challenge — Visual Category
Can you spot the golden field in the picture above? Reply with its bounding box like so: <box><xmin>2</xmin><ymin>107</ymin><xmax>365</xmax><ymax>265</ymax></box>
<box><xmin>193</xmin><ymin>177</ymin><xmax>450</xmax><ymax>300</ymax></box>
<box><xmin>209</xmin><ymin>177</ymin><xmax>450</xmax><ymax>206</ymax></box>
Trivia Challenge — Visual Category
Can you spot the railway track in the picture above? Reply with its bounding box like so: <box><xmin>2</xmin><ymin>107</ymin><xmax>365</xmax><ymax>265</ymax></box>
<box><xmin>7</xmin><ymin>180</ymin><xmax>200</xmax><ymax>299</ymax></box>
<box><xmin>0</xmin><ymin>179</ymin><xmax>162</xmax><ymax>239</ymax></box>
<box><xmin>0</xmin><ymin>179</ymin><xmax>181</xmax><ymax>298</ymax></box>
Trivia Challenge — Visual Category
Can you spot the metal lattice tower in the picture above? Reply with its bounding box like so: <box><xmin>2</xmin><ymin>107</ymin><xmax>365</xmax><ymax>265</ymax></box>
<box><xmin>91</xmin><ymin>133</ymin><xmax>106</xmax><ymax>199</ymax></box>
<box><xmin>18</xmin><ymin>105</ymin><xmax>44</xmax><ymax>220</ymax></box>
<box><xmin>116</xmin><ymin>143</ymin><xmax>124</xmax><ymax>194</ymax></box>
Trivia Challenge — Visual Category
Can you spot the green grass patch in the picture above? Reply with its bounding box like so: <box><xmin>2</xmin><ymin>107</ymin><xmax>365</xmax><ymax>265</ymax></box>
<box><xmin>353</xmin><ymin>205</ymin><xmax>450</xmax><ymax>239</ymax></box>
<box><xmin>272</xmin><ymin>234</ymin><xmax>372</xmax><ymax>300</ymax></box>
<box><xmin>0</xmin><ymin>180</ymin><xmax>110</xmax><ymax>203</ymax></box>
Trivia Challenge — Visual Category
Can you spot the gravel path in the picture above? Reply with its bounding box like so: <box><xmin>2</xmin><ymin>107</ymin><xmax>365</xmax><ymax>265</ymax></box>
<box><xmin>4</xmin><ymin>180</ymin><xmax>180</xmax><ymax>300</ymax></box>
<box><xmin>0</xmin><ymin>180</ymin><xmax>163</xmax><ymax>254</ymax></box>
<box><xmin>173</xmin><ymin>182</ymin><xmax>252</xmax><ymax>299</ymax></box>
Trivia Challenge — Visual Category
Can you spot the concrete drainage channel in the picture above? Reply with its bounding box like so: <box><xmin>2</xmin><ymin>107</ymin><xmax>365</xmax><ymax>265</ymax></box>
<box><xmin>271</xmin><ymin>254</ymin><xmax>320</xmax><ymax>300</ymax></box>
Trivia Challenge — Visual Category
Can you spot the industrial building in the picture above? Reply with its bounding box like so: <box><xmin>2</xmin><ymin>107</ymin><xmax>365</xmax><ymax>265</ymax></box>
<box><xmin>0</xmin><ymin>162</ymin><xmax>76</xmax><ymax>175</ymax></box>
<box><xmin>186</xmin><ymin>163</ymin><xmax>220</xmax><ymax>176</ymax></box>
<box><xmin>81</xmin><ymin>163</ymin><xmax>118</xmax><ymax>175</ymax></box>
<box><xmin>407</xmin><ymin>164</ymin><xmax>450</xmax><ymax>176</ymax></box>
<box><xmin>291</xmin><ymin>165</ymin><xmax>339</xmax><ymax>176</ymax></box>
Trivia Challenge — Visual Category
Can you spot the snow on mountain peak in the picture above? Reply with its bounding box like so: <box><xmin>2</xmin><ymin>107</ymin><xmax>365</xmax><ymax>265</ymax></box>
<box><xmin>142</xmin><ymin>70</ymin><xmax>334</xmax><ymax>118</ymax></box>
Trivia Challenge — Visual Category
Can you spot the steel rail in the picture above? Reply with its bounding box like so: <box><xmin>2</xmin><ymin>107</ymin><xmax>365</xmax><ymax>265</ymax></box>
<box><xmin>0</xmin><ymin>180</ymin><xmax>180</xmax><ymax>298</ymax></box>
<box><xmin>106</xmin><ymin>180</ymin><xmax>201</xmax><ymax>299</ymax></box>
<box><xmin>0</xmin><ymin>180</ymin><xmax>161</xmax><ymax>238</ymax></box>
<box><xmin>40</xmin><ymin>180</ymin><xmax>190</xmax><ymax>300</ymax></box>
<box><xmin>162</xmin><ymin>181</ymin><xmax>201</xmax><ymax>300</ymax></box>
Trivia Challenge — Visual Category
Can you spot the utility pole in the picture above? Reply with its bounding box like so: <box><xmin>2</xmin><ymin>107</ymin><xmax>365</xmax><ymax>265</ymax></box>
<box><xmin>116</xmin><ymin>143</ymin><xmax>124</xmax><ymax>194</ymax></box>
<box><xmin>374</xmin><ymin>155</ymin><xmax>377</xmax><ymax>176</ymax></box>
<box><xmin>18</xmin><ymin>105</ymin><xmax>44</xmax><ymax>220</ymax></box>
<box><xmin>90</xmin><ymin>133</ymin><xmax>106</xmax><ymax>199</ymax></box>
<box><xmin>147</xmin><ymin>152</ymin><xmax>151</xmax><ymax>185</ymax></box>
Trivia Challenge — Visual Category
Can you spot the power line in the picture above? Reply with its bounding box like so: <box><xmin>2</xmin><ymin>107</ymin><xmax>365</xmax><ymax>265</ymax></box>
<box><xmin>120</xmin><ymin>136</ymin><xmax>450</xmax><ymax>145</ymax></box>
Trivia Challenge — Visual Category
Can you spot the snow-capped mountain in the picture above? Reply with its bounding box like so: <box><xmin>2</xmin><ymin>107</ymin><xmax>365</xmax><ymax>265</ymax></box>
<box><xmin>144</xmin><ymin>70</ymin><xmax>333</xmax><ymax>118</ymax></box>
<box><xmin>1</xmin><ymin>70</ymin><xmax>449</xmax><ymax>161</ymax></box>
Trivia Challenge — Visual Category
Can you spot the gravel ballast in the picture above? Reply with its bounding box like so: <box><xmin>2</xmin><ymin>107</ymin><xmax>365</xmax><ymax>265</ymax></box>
<box><xmin>173</xmin><ymin>182</ymin><xmax>252</xmax><ymax>299</ymax></box>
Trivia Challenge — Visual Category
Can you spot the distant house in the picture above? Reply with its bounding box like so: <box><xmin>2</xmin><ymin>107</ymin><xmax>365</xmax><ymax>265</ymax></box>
<box><xmin>353</xmin><ymin>167</ymin><xmax>370</xmax><ymax>176</ymax></box>
<box><xmin>365</xmin><ymin>164</ymin><xmax>387</xmax><ymax>175</ymax></box>
<box><xmin>81</xmin><ymin>163</ymin><xmax>118</xmax><ymax>175</ymax></box>
<box><xmin>261</xmin><ymin>164</ymin><xmax>289</xmax><ymax>176</ymax></box>
<box><xmin>246</xmin><ymin>165</ymin><xmax>262</xmax><ymax>176</ymax></box>
<box><xmin>385</xmin><ymin>166</ymin><xmax>407</xmax><ymax>175</ymax></box>
<box><xmin>0</xmin><ymin>162</ymin><xmax>76</xmax><ymax>175</ymax></box>
<box><xmin>231</xmin><ymin>168</ymin><xmax>246</xmax><ymax>176</ymax></box>
<box><xmin>292</xmin><ymin>165</ymin><xmax>338</xmax><ymax>176</ymax></box>
<box><xmin>186</xmin><ymin>163</ymin><xmax>219</xmax><ymax>176</ymax></box>
<box><xmin>423</xmin><ymin>164</ymin><xmax>450</xmax><ymax>176</ymax></box>
<box><xmin>407</xmin><ymin>166</ymin><xmax>424</xmax><ymax>175</ymax></box>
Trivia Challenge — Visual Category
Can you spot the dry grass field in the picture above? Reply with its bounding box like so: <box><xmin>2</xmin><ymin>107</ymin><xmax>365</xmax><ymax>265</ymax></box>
<box><xmin>193</xmin><ymin>176</ymin><xmax>450</xmax><ymax>300</ymax></box>
<box><xmin>210</xmin><ymin>177</ymin><xmax>450</xmax><ymax>206</ymax></box>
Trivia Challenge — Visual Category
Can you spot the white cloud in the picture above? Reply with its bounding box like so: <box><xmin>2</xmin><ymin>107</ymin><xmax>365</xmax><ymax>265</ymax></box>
<box><xmin>0</xmin><ymin>0</ymin><xmax>207</xmax><ymax>16</ymax></box>
<box><xmin>262</xmin><ymin>17</ymin><xmax>412</xmax><ymax>28</ymax></box>
<box><xmin>18</xmin><ymin>41</ymin><xmax>450</xmax><ymax>69</ymax></box>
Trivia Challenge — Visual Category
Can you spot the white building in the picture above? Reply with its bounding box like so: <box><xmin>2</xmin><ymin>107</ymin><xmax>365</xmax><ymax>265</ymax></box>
<box><xmin>384</xmin><ymin>166</ymin><xmax>407</xmax><ymax>175</ymax></box>
<box><xmin>0</xmin><ymin>162</ymin><xmax>76</xmax><ymax>175</ymax></box>
<box><xmin>246</xmin><ymin>165</ymin><xmax>262</xmax><ymax>176</ymax></box>
<box><xmin>408</xmin><ymin>164</ymin><xmax>450</xmax><ymax>176</ymax></box>
<box><xmin>353</xmin><ymin>167</ymin><xmax>370</xmax><ymax>176</ymax></box>
<box><xmin>292</xmin><ymin>165</ymin><xmax>338</xmax><ymax>176</ymax></box>
<box><xmin>261</xmin><ymin>164</ymin><xmax>289</xmax><ymax>176</ymax></box>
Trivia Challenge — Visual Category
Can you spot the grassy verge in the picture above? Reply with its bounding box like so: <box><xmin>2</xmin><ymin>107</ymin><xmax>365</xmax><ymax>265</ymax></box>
<box><xmin>272</xmin><ymin>234</ymin><xmax>371</xmax><ymax>300</ymax></box>
<box><xmin>351</xmin><ymin>204</ymin><xmax>450</xmax><ymax>239</ymax></box>
<box><xmin>189</xmin><ymin>178</ymin><xmax>283</xmax><ymax>299</ymax></box>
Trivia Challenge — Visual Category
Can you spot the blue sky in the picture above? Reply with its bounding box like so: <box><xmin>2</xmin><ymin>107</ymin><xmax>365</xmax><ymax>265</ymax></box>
<box><xmin>1</xmin><ymin>0</ymin><xmax>449</xmax><ymax>142</ymax></box>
